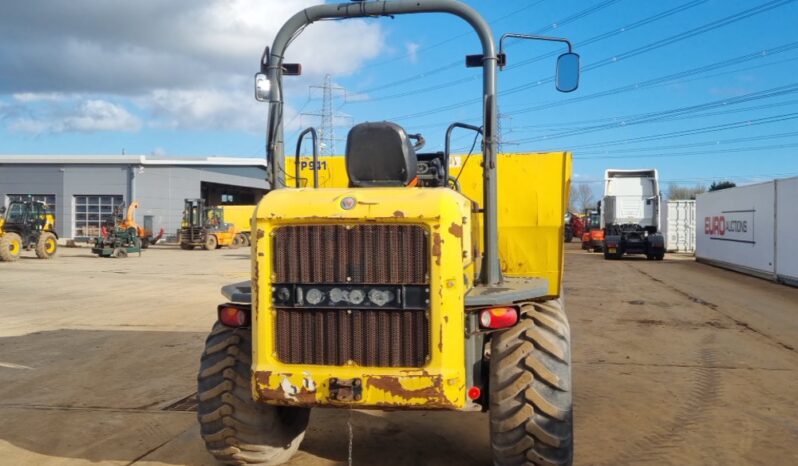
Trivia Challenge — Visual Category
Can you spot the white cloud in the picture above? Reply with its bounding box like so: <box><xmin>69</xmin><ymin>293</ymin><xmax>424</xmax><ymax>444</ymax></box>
<box><xmin>0</xmin><ymin>1</ymin><xmax>385</xmax><ymax>133</ymax></box>
<box><xmin>140</xmin><ymin>89</ymin><xmax>266</xmax><ymax>133</ymax></box>
<box><xmin>7</xmin><ymin>99</ymin><xmax>141</xmax><ymax>134</ymax></box>
<box><xmin>405</xmin><ymin>42</ymin><xmax>421</xmax><ymax>64</ymax></box>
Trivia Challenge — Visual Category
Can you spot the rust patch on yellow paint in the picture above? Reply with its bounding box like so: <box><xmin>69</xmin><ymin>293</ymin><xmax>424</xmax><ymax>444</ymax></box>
<box><xmin>368</xmin><ymin>375</ymin><xmax>448</xmax><ymax>405</ymax></box>
<box><xmin>254</xmin><ymin>371</ymin><xmax>316</xmax><ymax>404</ymax></box>
<box><xmin>256</xmin><ymin>229</ymin><xmax>265</xmax><ymax>239</ymax></box>
<box><xmin>448</xmin><ymin>223</ymin><xmax>463</xmax><ymax>238</ymax></box>
<box><xmin>432</xmin><ymin>233</ymin><xmax>442</xmax><ymax>266</ymax></box>
<box><xmin>393</xmin><ymin>210</ymin><xmax>405</xmax><ymax>218</ymax></box>
<box><xmin>438</xmin><ymin>324</ymin><xmax>444</xmax><ymax>353</ymax></box>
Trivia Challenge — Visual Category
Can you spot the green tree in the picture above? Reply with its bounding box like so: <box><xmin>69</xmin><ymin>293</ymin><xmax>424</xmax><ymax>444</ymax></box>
<box><xmin>709</xmin><ymin>181</ymin><xmax>737</xmax><ymax>191</ymax></box>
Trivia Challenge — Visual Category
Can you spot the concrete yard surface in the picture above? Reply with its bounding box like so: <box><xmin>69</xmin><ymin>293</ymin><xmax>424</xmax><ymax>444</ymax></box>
<box><xmin>0</xmin><ymin>244</ymin><xmax>796</xmax><ymax>465</ymax></box>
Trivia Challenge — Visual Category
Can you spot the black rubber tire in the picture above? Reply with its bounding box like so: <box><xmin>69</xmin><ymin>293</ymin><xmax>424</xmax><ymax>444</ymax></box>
<box><xmin>198</xmin><ymin>322</ymin><xmax>310</xmax><ymax>466</ymax></box>
<box><xmin>233</xmin><ymin>233</ymin><xmax>247</xmax><ymax>249</ymax></box>
<box><xmin>592</xmin><ymin>247</ymin><xmax>601</xmax><ymax>253</ymax></box>
<box><xmin>0</xmin><ymin>232</ymin><xmax>22</xmax><ymax>262</ymax></box>
<box><xmin>35</xmin><ymin>232</ymin><xmax>57</xmax><ymax>259</ymax></box>
<box><xmin>204</xmin><ymin>235</ymin><xmax>218</xmax><ymax>251</ymax></box>
<box><xmin>180</xmin><ymin>243</ymin><xmax>195</xmax><ymax>250</ymax></box>
<box><xmin>489</xmin><ymin>299</ymin><xmax>573</xmax><ymax>466</ymax></box>
<box><xmin>655</xmin><ymin>253</ymin><xmax>665</xmax><ymax>261</ymax></box>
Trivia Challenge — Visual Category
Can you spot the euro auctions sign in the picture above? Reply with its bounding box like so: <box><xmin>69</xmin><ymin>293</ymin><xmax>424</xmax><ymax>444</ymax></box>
<box><xmin>704</xmin><ymin>210</ymin><xmax>755</xmax><ymax>244</ymax></box>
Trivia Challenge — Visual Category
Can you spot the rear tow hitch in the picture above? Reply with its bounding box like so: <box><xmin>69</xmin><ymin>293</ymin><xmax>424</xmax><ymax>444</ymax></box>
<box><xmin>329</xmin><ymin>377</ymin><xmax>362</xmax><ymax>402</ymax></box>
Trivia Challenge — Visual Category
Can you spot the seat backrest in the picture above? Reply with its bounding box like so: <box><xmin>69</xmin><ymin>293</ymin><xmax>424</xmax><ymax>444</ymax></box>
<box><xmin>345</xmin><ymin>121</ymin><xmax>417</xmax><ymax>187</ymax></box>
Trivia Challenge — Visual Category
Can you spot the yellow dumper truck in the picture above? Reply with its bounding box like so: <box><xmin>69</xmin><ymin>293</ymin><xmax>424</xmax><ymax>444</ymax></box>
<box><xmin>197</xmin><ymin>1</ymin><xmax>580</xmax><ymax>465</ymax></box>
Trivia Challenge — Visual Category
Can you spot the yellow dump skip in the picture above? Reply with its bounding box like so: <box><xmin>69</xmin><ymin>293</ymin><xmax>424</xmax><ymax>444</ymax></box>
<box><xmin>288</xmin><ymin>152</ymin><xmax>571</xmax><ymax>296</ymax></box>
<box><xmin>221</xmin><ymin>205</ymin><xmax>256</xmax><ymax>234</ymax></box>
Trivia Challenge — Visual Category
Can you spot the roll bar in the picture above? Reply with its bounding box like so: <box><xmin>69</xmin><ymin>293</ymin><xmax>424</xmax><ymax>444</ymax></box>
<box><xmin>294</xmin><ymin>127</ymin><xmax>319</xmax><ymax>188</ymax></box>
<box><xmin>265</xmin><ymin>0</ymin><xmax>501</xmax><ymax>285</ymax></box>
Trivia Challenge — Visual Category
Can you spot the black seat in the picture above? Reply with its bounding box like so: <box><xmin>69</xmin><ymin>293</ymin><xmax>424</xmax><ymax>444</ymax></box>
<box><xmin>345</xmin><ymin>121</ymin><xmax>417</xmax><ymax>187</ymax></box>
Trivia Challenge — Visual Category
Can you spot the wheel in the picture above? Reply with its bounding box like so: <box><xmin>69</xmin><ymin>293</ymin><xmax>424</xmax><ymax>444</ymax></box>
<box><xmin>233</xmin><ymin>233</ymin><xmax>247</xmax><ymax>249</ymax></box>
<box><xmin>592</xmin><ymin>247</ymin><xmax>601</xmax><ymax>253</ymax></box>
<box><xmin>603</xmin><ymin>251</ymin><xmax>620</xmax><ymax>260</ymax></box>
<box><xmin>243</xmin><ymin>233</ymin><xmax>251</xmax><ymax>247</ymax></box>
<box><xmin>0</xmin><ymin>232</ymin><xmax>22</xmax><ymax>262</ymax></box>
<box><xmin>198</xmin><ymin>322</ymin><xmax>310</xmax><ymax>465</ymax></box>
<box><xmin>35</xmin><ymin>232</ymin><xmax>58</xmax><ymax>259</ymax></box>
<box><xmin>112</xmin><ymin>247</ymin><xmax>128</xmax><ymax>258</ymax></box>
<box><xmin>141</xmin><ymin>238</ymin><xmax>150</xmax><ymax>249</ymax></box>
<box><xmin>180</xmin><ymin>242</ymin><xmax>195</xmax><ymax>250</ymax></box>
<box><xmin>203</xmin><ymin>235</ymin><xmax>218</xmax><ymax>250</ymax></box>
<box><xmin>655</xmin><ymin>253</ymin><xmax>665</xmax><ymax>261</ymax></box>
<box><xmin>489</xmin><ymin>299</ymin><xmax>573</xmax><ymax>466</ymax></box>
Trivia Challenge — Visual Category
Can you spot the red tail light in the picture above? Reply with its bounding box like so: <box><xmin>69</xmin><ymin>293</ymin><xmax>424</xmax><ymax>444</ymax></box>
<box><xmin>479</xmin><ymin>307</ymin><xmax>518</xmax><ymax>329</ymax></box>
<box><xmin>218</xmin><ymin>304</ymin><xmax>250</xmax><ymax>327</ymax></box>
<box><xmin>467</xmin><ymin>386</ymin><xmax>482</xmax><ymax>400</ymax></box>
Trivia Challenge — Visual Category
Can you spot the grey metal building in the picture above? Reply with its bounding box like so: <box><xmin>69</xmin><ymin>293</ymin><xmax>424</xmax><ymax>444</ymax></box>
<box><xmin>0</xmin><ymin>156</ymin><xmax>269</xmax><ymax>240</ymax></box>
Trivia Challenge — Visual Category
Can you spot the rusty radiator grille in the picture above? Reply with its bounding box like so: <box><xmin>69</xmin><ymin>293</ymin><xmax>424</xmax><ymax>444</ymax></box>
<box><xmin>275</xmin><ymin>309</ymin><xmax>429</xmax><ymax>367</ymax></box>
<box><xmin>273</xmin><ymin>225</ymin><xmax>428</xmax><ymax>285</ymax></box>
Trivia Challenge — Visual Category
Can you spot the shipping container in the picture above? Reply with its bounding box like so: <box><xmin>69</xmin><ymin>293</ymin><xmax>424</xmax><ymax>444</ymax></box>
<box><xmin>661</xmin><ymin>200</ymin><xmax>696</xmax><ymax>253</ymax></box>
<box><xmin>775</xmin><ymin>177</ymin><xmax>798</xmax><ymax>286</ymax></box>
<box><xmin>696</xmin><ymin>181</ymin><xmax>775</xmax><ymax>279</ymax></box>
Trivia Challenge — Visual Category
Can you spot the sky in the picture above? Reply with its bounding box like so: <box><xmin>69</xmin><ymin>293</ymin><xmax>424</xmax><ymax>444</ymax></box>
<box><xmin>1</xmin><ymin>0</ymin><xmax>797</xmax><ymax>197</ymax></box>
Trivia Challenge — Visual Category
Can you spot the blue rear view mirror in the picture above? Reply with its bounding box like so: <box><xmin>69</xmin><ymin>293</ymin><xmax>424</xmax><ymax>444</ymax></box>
<box><xmin>556</xmin><ymin>52</ymin><xmax>580</xmax><ymax>93</ymax></box>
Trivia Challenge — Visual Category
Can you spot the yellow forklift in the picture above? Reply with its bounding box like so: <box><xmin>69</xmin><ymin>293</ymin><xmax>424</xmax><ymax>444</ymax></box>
<box><xmin>197</xmin><ymin>1</ymin><xmax>580</xmax><ymax>465</ymax></box>
<box><xmin>0</xmin><ymin>199</ymin><xmax>58</xmax><ymax>262</ymax></box>
<box><xmin>179</xmin><ymin>198</ymin><xmax>239</xmax><ymax>250</ymax></box>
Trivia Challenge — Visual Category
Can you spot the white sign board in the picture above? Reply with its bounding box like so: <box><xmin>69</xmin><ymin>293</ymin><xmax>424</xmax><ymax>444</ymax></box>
<box><xmin>696</xmin><ymin>182</ymin><xmax>775</xmax><ymax>276</ymax></box>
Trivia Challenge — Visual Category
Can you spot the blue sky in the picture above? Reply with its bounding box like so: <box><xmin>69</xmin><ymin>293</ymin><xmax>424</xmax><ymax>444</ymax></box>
<box><xmin>2</xmin><ymin>0</ymin><xmax>797</xmax><ymax>195</ymax></box>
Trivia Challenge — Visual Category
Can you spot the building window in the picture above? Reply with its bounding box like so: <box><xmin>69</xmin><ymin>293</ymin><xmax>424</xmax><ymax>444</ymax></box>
<box><xmin>221</xmin><ymin>194</ymin><xmax>235</xmax><ymax>204</ymax></box>
<box><xmin>7</xmin><ymin>194</ymin><xmax>56</xmax><ymax>213</ymax></box>
<box><xmin>74</xmin><ymin>195</ymin><xmax>124</xmax><ymax>238</ymax></box>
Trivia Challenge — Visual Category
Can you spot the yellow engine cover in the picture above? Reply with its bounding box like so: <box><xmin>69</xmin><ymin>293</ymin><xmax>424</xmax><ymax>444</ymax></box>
<box><xmin>251</xmin><ymin>187</ymin><xmax>473</xmax><ymax>409</ymax></box>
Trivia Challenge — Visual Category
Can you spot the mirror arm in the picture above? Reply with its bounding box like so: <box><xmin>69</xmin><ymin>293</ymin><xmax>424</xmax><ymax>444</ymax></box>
<box><xmin>498</xmin><ymin>33</ymin><xmax>573</xmax><ymax>70</ymax></box>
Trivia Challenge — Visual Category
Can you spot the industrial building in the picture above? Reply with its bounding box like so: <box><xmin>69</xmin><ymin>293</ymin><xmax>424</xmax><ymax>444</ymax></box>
<box><xmin>0</xmin><ymin>155</ymin><xmax>268</xmax><ymax>240</ymax></box>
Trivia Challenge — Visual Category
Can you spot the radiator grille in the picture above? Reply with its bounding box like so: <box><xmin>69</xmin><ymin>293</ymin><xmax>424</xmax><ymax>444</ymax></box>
<box><xmin>275</xmin><ymin>309</ymin><xmax>429</xmax><ymax>367</ymax></box>
<box><xmin>272</xmin><ymin>225</ymin><xmax>428</xmax><ymax>284</ymax></box>
<box><xmin>272</xmin><ymin>224</ymin><xmax>430</xmax><ymax>367</ymax></box>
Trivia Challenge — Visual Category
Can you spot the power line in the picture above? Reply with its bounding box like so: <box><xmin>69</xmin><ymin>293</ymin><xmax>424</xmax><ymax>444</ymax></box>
<box><xmin>386</xmin><ymin>0</ymin><xmax>795</xmax><ymax>122</ymax></box>
<box><xmin>415</xmin><ymin>50</ymin><xmax>798</xmax><ymax>138</ymax></box>
<box><xmin>574</xmin><ymin>141</ymin><xmax>798</xmax><ymax>159</ymax></box>
<box><xmin>571</xmin><ymin>171</ymin><xmax>798</xmax><ymax>184</ymax></box>
<box><xmin>355</xmin><ymin>0</ymin><xmax>621</xmax><ymax>95</ymax></box>
<box><xmin>301</xmin><ymin>74</ymin><xmax>350</xmax><ymax>155</ymax></box>
<box><xmin>521</xmin><ymin>110</ymin><xmax>798</xmax><ymax>152</ymax></box>
<box><xmin>505</xmin><ymin>41</ymin><xmax>798</xmax><ymax>118</ymax></box>
<box><xmin>352</xmin><ymin>0</ymin><xmax>706</xmax><ymax>105</ymax></box>
<box><xmin>357</xmin><ymin>0</ymin><xmax>549</xmax><ymax>71</ymax></box>
<box><xmin>575</xmin><ymin>129</ymin><xmax>798</xmax><ymax>155</ymax></box>
<box><xmin>505</xmin><ymin>83</ymin><xmax>798</xmax><ymax>144</ymax></box>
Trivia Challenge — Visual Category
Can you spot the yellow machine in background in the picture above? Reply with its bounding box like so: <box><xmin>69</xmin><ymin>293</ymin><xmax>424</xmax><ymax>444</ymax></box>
<box><xmin>0</xmin><ymin>199</ymin><xmax>58</xmax><ymax>262</ymax></box>
<box><xmin>290</xmin><ymin>152</ymin><xmax>571</xmax><ymax>295</ymax></box>
<box><xmin>179</xmin><ymin>199</ymin><xmax>239</xmax><ymax>250</ymax></box>
<box><xmin>220</xmin><ymin>205</ymin><xmax>256</xmax><ymax>246</ymax></box>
